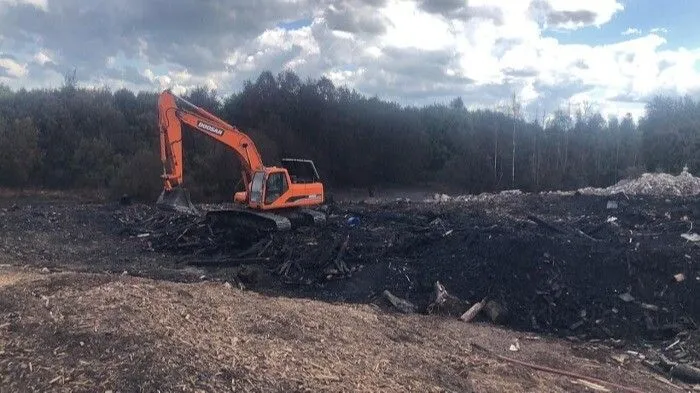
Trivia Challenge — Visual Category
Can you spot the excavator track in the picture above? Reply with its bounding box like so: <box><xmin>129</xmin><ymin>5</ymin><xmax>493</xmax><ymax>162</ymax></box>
<box><xmin>202</xmin><ymin>205</ymin><xmax>326</xmax><ymax>232</ymax></box>
<box><xmin>157</xmin><ymin>188</ymin><xmax>326</xmax><ymax>233</ymax></box>
<box><xmin>205</xmin><ymin>206</ymin><xmax>292</xmax><ymax>232</ymax></box>
<box><xmin>280</xmin><ymin>208</ymin><xmax>327</xmax><ymax>227</ymax></box>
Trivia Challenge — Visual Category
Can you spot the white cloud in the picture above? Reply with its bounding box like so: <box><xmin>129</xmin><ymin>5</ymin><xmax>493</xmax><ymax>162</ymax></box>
<box><xmin>139</xmin><ymin>66</ymin><xmax>229</xmax><ymax>95</ymax></box>
<box><xmin>169</xmin><ymin>69</ymin><xmax>192</xmax><ymax>84</ymax></box>
<box><xmin>171</xmin><ymin>85</ymin><xmax>187</xmax><ymax>95</ymax></box>
<box><xmin>33</xmin><ymin>50</ymin><xmax>52</xmax><ymax>65</ymax></box>
<box><xmin>365</xmin><ymin>45</ymin><xmax>381</xmax><ymax>58</ymax></box>
<box><xmin>156</xmin><ymin>75</ymin><xmax>172</xmax><ymax>89</ymax></box>
<box><xmin>325</xmin><ymin>67</ymin><xmax>365</xmax><ymax>86</ymax></box>
<box><xmin>621</xmin><ymin>27</ymin><xmax>641</xmax><ymax>36</ymax></box>
<box><xmin>205</xmin><ymin>78</ymin><xmax>217</xmax><ymax>91</ymax></box>
<box><xmin>531</xmin><ymin>0</ymin><xmax>625</xmax><ymax>30</ymax></box>
<box><xmin>0</xmin><ymin>56</ymin><xmax>27</xmax><ymax>78</ymax></box>
<box><xmin>0</xmin><ymin>0</ymin><xmax>697</xmax><ymax>122</ymax></box>
<box><xmin>0</xmin><ymin>0</ymin><xmax>47</xmax><ymax>11</ymax></box>
<box><xmin>257</xmin><ymin>25</ymin><xmax>319</xmax><ymax>56</ymax></box>
<box><xmin>379</xmin><ymin>1</ymin><xmax>454</xmax><ymax>51</ymax></box>
<box><xmin>650</xmin><ymin>27</ymin><xmax>669</xmax><ymax>34</ymax></box>
<box><xmin>519</xmin><ymin>80</ymin><xmax>540</xmax><ymax>103</ymax></box>
<box><xmin>144</xmin><ymin>69</ymin><xmax>155</xmax><ymax>82</ymax></box>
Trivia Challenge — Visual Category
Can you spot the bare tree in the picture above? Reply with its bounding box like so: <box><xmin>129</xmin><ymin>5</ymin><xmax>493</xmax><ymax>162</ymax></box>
<box><xmin>531</xmin><ymin>104</ymin><xmax>546</xmax><ymax>189</ymax></box>
<box><xmin>510</xmin><ymin>92</ymin><xmax>522</xmax><ymax>187</ymax></box>
<box><xmin>493</xmin><ymin>114</ymin><xmax>499</xmax><ymax>184</ymax></box>
<box><xmin>63</xmin><ymin>67</ymin><xmax>78</xmax><ymax>89</ymax></box>
<box><xmin>493</xmin><ymin>101</ymin><xmax>509</xmax><ymax>187</ymax></box>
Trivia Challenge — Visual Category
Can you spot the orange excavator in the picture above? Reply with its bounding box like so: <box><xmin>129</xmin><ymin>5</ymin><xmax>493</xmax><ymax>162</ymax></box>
<box><xmin>156</xmin><ymin>89</ymin><xmax>326</xmax><ymax>231</ymax></box>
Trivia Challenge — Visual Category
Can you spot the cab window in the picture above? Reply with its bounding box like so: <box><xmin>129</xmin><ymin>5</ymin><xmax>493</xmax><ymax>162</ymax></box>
<box><xmin>249</xmin><ymin>172</ymin><xmax>265</xmax><ymax>203</ymax></box>
<box><xmin>264</xmin><ymin>172</ymin><xmax>288</xmax><ymax>204</ymax></box>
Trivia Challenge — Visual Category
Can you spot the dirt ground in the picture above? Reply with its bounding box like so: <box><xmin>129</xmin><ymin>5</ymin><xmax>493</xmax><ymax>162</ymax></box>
<box><xmin>0</xmin><ymin>189</ymin><xmax>699</xmax><ymax>391</ymax></box>
<box><xmin>0</xmin><ymin>265</ymin><xmax>680</xmax><ymax>393</ymax></box>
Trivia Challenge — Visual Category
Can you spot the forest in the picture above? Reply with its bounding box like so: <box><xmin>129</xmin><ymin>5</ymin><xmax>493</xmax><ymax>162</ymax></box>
<box><xmin>0</xmin><ymin>70</ymin><xmax>698</xmax><ymax>202</ymax></box>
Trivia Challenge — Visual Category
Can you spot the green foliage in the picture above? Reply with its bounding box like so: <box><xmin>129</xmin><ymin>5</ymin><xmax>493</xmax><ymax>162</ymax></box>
<box><xmin>109</xmin><ymin>148</ymin><xmax>162</xmax><ymax>201</ymax></box>
<box><xmin>639</xmin><ymin>95</ymin><xmax>700</xmax><ymax>173</ymax></box>
<box><xmin>0</xmin><ymin>117</ymin><xmax>42</xmax><ymax>187</ymax></box>
<box><xmin>0</xmin><ymin>71</ymin><xmax>696</xmax><ymax>200</ymax></box>
<box><xmin>0</xmin><ymin>83</ymin><xmax>11</xmax><ymax>99</ymax></box>
<box><xmin>72</xmin><ymin>137</ymin><xmax>119</xmax><ymax>188</ymax></box>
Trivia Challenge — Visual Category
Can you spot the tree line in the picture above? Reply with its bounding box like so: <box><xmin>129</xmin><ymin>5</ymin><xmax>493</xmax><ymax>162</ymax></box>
<box><xmin>0</xmin><ymin>71</ymin><xmax>698</xmax><ymax>201</ymax></box>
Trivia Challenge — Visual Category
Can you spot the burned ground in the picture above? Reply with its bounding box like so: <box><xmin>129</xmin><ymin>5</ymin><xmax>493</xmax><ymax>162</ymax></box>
<box><xmin>114</xmin><ymin>193</ymin><xmax>700</xmax><ymax>342</ymax></box>
<box><xmin>1</xmin><ymin>190</ymin><xmax>700</xmax><ymax>390</ymax></box>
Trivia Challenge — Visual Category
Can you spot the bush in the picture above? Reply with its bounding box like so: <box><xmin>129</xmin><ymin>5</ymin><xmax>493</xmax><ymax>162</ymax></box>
<box><xmin>0</xmin><ymin>117</ymin><xmax>42</xmax><ymax>187</ymax></box>
<box><xmin>72</xmin><ymin>137</ymin><xmax>118</xmax><ymax>188</ymax></box>
<box><xmin>109</xmin><ymin>149</ymin><xmax>163</xmax><ymax>201</ymax></box>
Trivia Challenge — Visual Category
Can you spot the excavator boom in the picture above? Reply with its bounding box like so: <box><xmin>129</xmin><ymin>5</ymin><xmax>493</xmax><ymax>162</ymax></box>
<box><xmin>158</xmin><ymin>91</ymin><xmax>263</xmax><ymax>190</ymax></box>
<box><xmin>156</xmin><ymin>89</ymin><xmax>325</xmax><ymax>231</ymax></box>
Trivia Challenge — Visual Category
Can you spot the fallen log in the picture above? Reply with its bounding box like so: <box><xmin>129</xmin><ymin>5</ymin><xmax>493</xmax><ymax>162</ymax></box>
<box><xmin>460</xmin><ymin>297</ymin><xmax>487</xmax><ymax>322</ymax></box>
<box><xmin>257</xmin><ymin>239</ymin><xmax>273</xmax><ymax>257</ymax></box>
<box><xmin>174</xmin><ymin>223</ymin><xmax>200</xmax><ymax>242</ymax></box>
<box><xmin>658</xmin><ymin>354</ymin><xmax>700</xmax><ymax>383</ymax></box>
<box><xmin>382</xmin><ymin>290</ymin><xmax>415</xmax><ymax>314</ymax></box>
<box><xmin>471</xmin><ymin>343</ymin><xmax>645</xmax><ymax>393</ymax></box>
<box><xmin>669</xmin><ymin>363</ymin><xmax>700</xmax><ymax>383</ymax></box>
<box><xmin>236</xmin><ymin>238</ymin><xmax>272</xmax><ymax>258</ymax></box>
<box><xmin>527</xmin><ymin>215</ymin><xmax>566</xmax><ymax>234</ymax></box>
<box><xmin>333</xmin><ymin>234</ymin><xmax>351</xmax><ymax>274</ymax></box>
<box><xmin>186</xmin><ymin>256</ymin><xmax>271</xmax><ymax>266</ymax></box>
<box><xmin>574</xmin><ymin>228</ymin><xmax>601</xmax><ymax>242</ymax></box>
<box><xmin>335</xmin><ymin>234</ymin><xmax>350</xmax><ymax>261</ymax></box>
<box><xmin>528</xmin><ymin>215</ymin><xmax>600</xmax><ymax>242</ymax></box>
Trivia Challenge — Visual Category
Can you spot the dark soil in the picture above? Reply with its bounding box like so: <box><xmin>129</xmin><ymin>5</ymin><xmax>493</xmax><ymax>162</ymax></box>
<box><xmin>2</xmin><ymin>192</ymin><xmax>700</xmax><ymax>364</ymax></box>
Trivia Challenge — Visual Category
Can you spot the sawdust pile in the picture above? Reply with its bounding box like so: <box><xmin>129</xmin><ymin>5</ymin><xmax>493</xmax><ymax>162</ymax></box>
<box><xmin>0</xmin><ymin>268</ymin><xmax>677</xmax><ymax>393</ymax></box>
<box><xmin>579</xmin><ymin>168</ymin><xmax>700</xmax><ymax>197</ymax></box>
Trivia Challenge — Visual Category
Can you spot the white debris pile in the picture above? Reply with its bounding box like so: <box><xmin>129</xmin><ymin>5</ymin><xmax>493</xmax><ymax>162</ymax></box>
<box><xmin>425</xmin><ymin>190</ymin><xmax>523</xmax><ymax>203</ymax></box>
<box><xmin>430</xmin><ymin>193</ymin><xmax>453</xmax><ymax>202</ymax></box>
<box><xmin>578</xmin><ymin>168</ymin><xmax>700</xmax><ymax>197</ymax></box>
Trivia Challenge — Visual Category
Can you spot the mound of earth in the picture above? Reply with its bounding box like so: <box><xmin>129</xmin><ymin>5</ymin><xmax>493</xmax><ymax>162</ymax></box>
<box><xmin>579</xmin><ymin>169</ymin><xmax>700</xmax><ymax>197</ymax></box>
<box><xmin>0</xmin><ymin>266</ymin><xmax>679</xmax><ymax>392</ymax></box>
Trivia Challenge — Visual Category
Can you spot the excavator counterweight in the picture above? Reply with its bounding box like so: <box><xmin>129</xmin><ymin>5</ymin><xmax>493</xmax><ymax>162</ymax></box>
<box><xmin>156</xmin><ymin>89</ymin><xmax>326</xmax><ymax>231</ymax></box>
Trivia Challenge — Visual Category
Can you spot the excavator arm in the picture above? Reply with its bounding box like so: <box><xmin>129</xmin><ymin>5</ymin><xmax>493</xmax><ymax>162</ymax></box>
<box><xmin>158</xmin><ymin>90</ymin><xmax>263</xmax><ymax>194</ymax></box>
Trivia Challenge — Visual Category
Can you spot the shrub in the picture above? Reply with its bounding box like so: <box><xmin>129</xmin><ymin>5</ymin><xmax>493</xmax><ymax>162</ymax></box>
<box><xmin>109</xmin><ymin>149</ymin><xmax>162</xmax><ymax>201</ymax></box>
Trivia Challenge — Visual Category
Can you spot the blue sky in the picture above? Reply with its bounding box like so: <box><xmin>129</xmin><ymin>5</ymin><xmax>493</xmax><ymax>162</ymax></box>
<box><xmin>277</xmin><ymin>18</ymin><xmax>313</xmax><ymax>31</ymax></box>
<box><xmin>1</xmin><ymin>0</ymin><xmax>699</xmax><ymax>121</ymax></box>
<box><xmin>548</xmin><ymin>0</ymin><xmax>699</xmax><ymax>49</ymax></box>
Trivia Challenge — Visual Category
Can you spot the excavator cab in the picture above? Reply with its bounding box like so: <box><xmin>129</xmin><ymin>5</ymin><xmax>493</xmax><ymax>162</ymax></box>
<box><xmin>232</xmin><ymin>170</ymin><xmax>282</xmax><ymax>206</ymax></box>
<box><xmin>236</xmin><ymin>170</ymin><xmax>282</xmax><ymax>205</ymax></box>
<box><xmin>237</xmin><ymin>163</ymin><xmax>323</xmax><ymax>210</ymax></box>
<box><xmin>261</xmin><ymin>170</ymin><xmax>288</xmax><ymax>205</ymax></box>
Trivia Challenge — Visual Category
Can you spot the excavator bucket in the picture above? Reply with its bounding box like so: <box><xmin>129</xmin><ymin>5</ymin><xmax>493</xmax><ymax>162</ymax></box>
<box><xmin>156</xmin><ymin>187</ymin><xmax>201</xmax><ymax>216</ymax></box>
